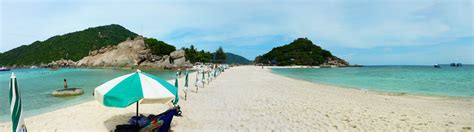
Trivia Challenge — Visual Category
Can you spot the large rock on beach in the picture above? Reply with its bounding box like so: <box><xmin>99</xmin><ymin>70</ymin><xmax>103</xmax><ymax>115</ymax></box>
<box><xmin>75</xmin><ymin>36</ymin><xmax>192</xmax><ymax>69</ymax></box>
<box><xmin>170</xmin><ymin>50</ymin><xmax>185</xmax><ymax>59</ymax></box>
<box><xmin>172</xmin><ymin>57</ymin><xmax>186</xmax><ymax>68</ymax></box>
<box><xmin>76</xmin><ymin>36</ymin><xmax>150</xmax><ymax>67</ymax></box>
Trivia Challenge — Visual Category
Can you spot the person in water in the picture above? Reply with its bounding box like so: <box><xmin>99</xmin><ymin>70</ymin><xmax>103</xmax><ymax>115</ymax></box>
<box><xmin>64</xmin><ymin>79</ymin><xmax>68</xmax><ymax>89</ymax></box>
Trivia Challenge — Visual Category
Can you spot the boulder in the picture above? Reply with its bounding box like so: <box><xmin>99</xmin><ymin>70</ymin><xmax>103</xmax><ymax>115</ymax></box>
<box><xmin>150</xmin><ymin>55</ymin><xmax>162</xmax><ymax>62</ymax></box>
<box><xmin>170</xmin><ymin>50</ymin><xmax>185</xmax><ymax>59</ymax></box>
<box><xmin>76</xmin><ymin>36</ymin><xmax>150</xmax><ymax>67</ymax></box>
<box><xmin>160</xmin><ymin>55</ymin><xmax>173</xmax><ymax>68</ymax></box>
<box><xmin>75</xmin><ymin>36</ymin><xmax>191</xmax><ymax>69</ymax></box>
<box><xmin>172</xmin><ymin>57</ymin><xmax>186</xmax><ymax>68</ymax></box>
<box><xmin>48</xmin><ymin>59</ymin><xmax>76</xmax><ymax>67</ymax></box>
<box><xmin>321</xmin><ymin>56</ymin><xmax>350</xmax><ymax>67</ymax></box>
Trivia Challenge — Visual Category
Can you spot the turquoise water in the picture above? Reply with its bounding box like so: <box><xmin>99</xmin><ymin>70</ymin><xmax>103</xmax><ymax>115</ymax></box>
<box><xmin>0</xmin><ymin>68</ymin><xmax>177</xmax><ymax>122</ymax></box>
<box><xmin>271</xmin><ymin>65</ymin><xmax>474</xmax><ymax>97</ymax></box>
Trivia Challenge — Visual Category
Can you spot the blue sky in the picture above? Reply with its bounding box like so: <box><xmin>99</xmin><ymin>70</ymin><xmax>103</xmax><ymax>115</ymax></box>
<box><xmin>0</xmin><ymin>0</ymin><xmax>472</xmax><ymax>65</ymax></box>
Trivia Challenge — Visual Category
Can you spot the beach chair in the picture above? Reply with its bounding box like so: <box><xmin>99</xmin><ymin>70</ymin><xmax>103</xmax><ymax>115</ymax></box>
<box><xmin>115</xmin><ymin>115</ymin><xmax>149</xmax><ymax>132</ymax></box>
<box><xmin>114</xmin><ymin>106</ymin><xmax>182</xmax><ymax>132</ymax></box>
<box><xmin>139</xmin><ymin>106</ymin><xmax>182</xmax><ymax>132</ymax></box>
<box><xmin>115</xmin><ymin>124</ymin><xmax>140</xmax><ymax>132</ymax></box>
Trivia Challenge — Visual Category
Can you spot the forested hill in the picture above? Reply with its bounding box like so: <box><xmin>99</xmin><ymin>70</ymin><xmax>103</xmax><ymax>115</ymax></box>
<box><xmin>0</xmin><ymin>24</ymin><xmax>138</xmax><ymax>66</ymax></box>
<box><xmin>224</xmin><ymin>53</ymin><xmax>251</xmax><ymax>64</ymax></box>
<box><xmin>255</xmin><ymin>38</ymin><xmax>349</xmax><ymax>66</ymax></box>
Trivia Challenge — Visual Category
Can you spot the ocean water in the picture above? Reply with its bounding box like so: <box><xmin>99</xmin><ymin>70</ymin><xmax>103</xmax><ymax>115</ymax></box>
<box><xmin>271</xmin><ymin>65</ymin><xmax>474</xmax><ymax>98</ymax></box>
<box><xmin>0</xmin><ymin>68</ymin><xmax>177</xmax><ymax>122</ymax></box>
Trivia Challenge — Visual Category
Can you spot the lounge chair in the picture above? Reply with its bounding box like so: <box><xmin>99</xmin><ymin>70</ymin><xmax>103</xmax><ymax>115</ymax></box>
<box><xmin>114</xmin><ymin>106</ymin><xmax>182</xmax><ymax>132</ymax></box>
<box><xmin>142</xmin><ymin>106</ymin><xmax>182</xmax><ymax>132</ymax></box>
<box><xmin>115</xmin><ymin>124</ymin><xmax>140</xmax><ymax>132</ymax></box>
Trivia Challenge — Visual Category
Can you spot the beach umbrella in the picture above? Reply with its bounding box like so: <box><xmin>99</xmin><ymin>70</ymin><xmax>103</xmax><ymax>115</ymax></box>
<box><xmin>9</xmin><ymin>73</ymin><xmax>27</xmax><ymax>132</ymax></box>
<box><xmin>94</xmin><ymin>69</ymin><xmax>177</xmax><ymax>116</ymax></box>
<box><xmin>174</xmin><ymin>72</ymin><xmax>179</xmax><ymax>105</ymax></box>
<box><xmin>184</xmin><ymin>70</ymin><xmax>189</xmax><ymax>89</ymax></box>
<box><xmin>194</xmin><ymin>71</ymin><xmax>200</xmax><ymax>92</ymax></box>
<box><xmin>213</xmin><ymin>69</ymin><xmax>217</xmax><ymax>78</ymax></box>
<box><xmin>201</xmin><ymin>70</ymin><xmax>206</xmax><ymax>85</ymax></box>
<box><xmin>202</xmin><ymin>70</ymin><xmax>205</xmax><ymax>81</ymax></box>
<box><xmin>207</xmin><ymin>70</ymin><xmax>211</xmax><ymax>81</ymax></box>
<box><xmin>184</xmin><ymin>70</ymin><xmax>189</xmax><ymax>100</ymax></box>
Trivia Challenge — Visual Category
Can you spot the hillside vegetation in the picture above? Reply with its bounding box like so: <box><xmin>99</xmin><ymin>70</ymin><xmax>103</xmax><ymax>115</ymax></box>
<box><xmin>0</xmin><ymin>24</ymin><xmax>138</xmax><ymax>66</ymax></box>
<box><xmin>255</xmin><ymin>38</ymin><xmax>347</xmax><ymax>66</ymax></box>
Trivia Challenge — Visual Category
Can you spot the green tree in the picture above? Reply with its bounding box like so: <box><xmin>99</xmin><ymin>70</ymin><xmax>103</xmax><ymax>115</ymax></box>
<box><xmin>144</xmin><ymin>38</ymin><xmax>176</xmax><ymax>56</ymax></box>
<box><xmin>255</xmin><ymin>38</ymin><xmax>338</xmax><ymax>66</ymax></box>
<box><xmin>183</xmin><ymin>45</ymin><xmax>212</xmax><ymax>63</ymax></box>
<box><xmin>214</xmin><ymin>46</ymin><xmax>226</xmax><ymax>64</ymax></box>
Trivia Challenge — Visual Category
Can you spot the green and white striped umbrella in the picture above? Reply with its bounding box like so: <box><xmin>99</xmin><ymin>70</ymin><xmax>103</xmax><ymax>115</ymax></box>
<box><xmin>202</xmin><ymin>70</ymin><xmax>205</xmax><ymax>81</ymax></box>
<box><xmin>174</xmin><ymin>72</ymin><xmax>179</xmax><ymax>105</ymax></box>
<box><xmin>94</xmin><ymin>69</ymin><xmax>178</xmax><ymax>109</ymax></box>
<box><xmin>184</xmin><ymin>70</ymin><xmax>189</xmax><ymax>88</ymax></box>
<box><xmin>213</xmin><ymin>69</ymin><xmax>217</xmax><ymax>78</ymax></box>
<box><xmin>208</xmin><ymin>70</ymin><xmax>210</xmax><ymax>80</ymax></box>
<box><xmin>9</xmin><ymin>73</ymin><xmax>27</xmax><ymax>132</ymax></box>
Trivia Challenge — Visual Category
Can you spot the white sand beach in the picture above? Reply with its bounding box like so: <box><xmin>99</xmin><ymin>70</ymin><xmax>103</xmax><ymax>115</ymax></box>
<box><xmin>1</xmin><ymin>66</ymin><xmax>473</xmax><ymax>131</ymax></box>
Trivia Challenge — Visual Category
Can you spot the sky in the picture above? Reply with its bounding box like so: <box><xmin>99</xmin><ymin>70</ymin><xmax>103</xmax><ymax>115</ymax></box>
<box><xmin>0</xmin><ymin>0</ymin><xmax>473</xmax><ymax>65</ymax></box>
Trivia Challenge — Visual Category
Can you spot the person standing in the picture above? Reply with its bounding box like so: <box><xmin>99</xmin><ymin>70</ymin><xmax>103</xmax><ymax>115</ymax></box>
<box><xmin>64</xmin><ymin>79</ymin><xmax>68</xmax><ymax>89</ymax></box>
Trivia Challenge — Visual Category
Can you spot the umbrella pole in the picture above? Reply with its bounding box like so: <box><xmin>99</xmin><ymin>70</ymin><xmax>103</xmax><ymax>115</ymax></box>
<box><xmin>136</xmin><ymin>101</ymin><xmax>139</xmax><ymax>117</ymax></box>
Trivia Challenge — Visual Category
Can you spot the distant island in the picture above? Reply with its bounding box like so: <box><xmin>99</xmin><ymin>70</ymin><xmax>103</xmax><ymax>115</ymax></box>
<box><xmin>215</xmin><ymin>53</ymin><xmax>251</xmax><ymax>64</ymax></box>
<box><xmin>255</xmin><ymin>38</ymin><xmax>349</xmax><ymax>67</ymax></box>
<box><xmin>0</xmin><ymin>24</ymin><xmax>250</xmax><ymax>68</ymax></box>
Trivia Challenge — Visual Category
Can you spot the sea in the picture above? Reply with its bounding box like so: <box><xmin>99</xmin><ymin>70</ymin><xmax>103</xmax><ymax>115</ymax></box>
<box><xmin>271</xmin><ymin>65</ymin><xmax>474</xmax><ymax>98</ymax></box>
<box><xmin>0</xmin><ymin>68</ymin><xmax>177</xmax><ymax>122</ymax></box>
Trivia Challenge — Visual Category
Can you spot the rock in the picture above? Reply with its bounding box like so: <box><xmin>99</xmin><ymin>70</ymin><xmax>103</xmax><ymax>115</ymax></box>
<box><xmin>161</xmin><ymin>55</ymin><xmax>173</xmax><ymax>68</ymax></box>
<box><xmin>75</xmin><ymin>36</ymin><xmax>192</xmax><ymax>69</ymax></box>
<box><xmin>172</xmin><ymin>57</ymin><xmax>186</xmax><ymax>67</ymax></box>
<box><xmin>91</xmin><ymin>50</ymin><xmax>98</xmax><ymax>56</ymax></box>
<box><xmin>150</xmin><ymin>55</ymin><xmax>162</xmax><ymax>62</ymax></box>
<box><xmin>76</xmin><ymin>36</ymin><xmax>151</xmax><ymax>67</ymax></box>
<box><xmin>52</xmin><ymin>88</ymin><xmax>84</xmax><ymax>97</ymax></box>
<box><xmin>321</xmin><ymin>56</ymin><xmax>350</xmax><ymax>67</ymax></box>
<box><xmin>185</xmin><ymin>60</ymin><xmax>193</xmax><ymax>67</ymax></box>
<box><xmin>48</xmin><ymin>59</ymin><xmax>76</xmax><ymax>67</ymax></box>
<box><xmin>170</xmin><ymin>50</ymin><xmax>185</xmax><ymax>59</ymax></box>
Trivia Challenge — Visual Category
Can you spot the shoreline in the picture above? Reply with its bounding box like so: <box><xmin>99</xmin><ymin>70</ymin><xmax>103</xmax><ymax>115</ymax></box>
<box><xmin>0</xmin><ymin>68</ymin><xmax>179</xmax><ymax>123</ymax></box>
<box><xmin>268</xmin><ymin>66</ymin><xmax>474</xmax><ymax>99</ymax></box>
<box><xmin>270</xmin><ymin>68</ymin><xmax>474</xmax><ymax>101</ymax></box>
<box><xmin>1</xmin><ymin>66</ymin><xmax>472</xmax><ymax>131</ymax></box>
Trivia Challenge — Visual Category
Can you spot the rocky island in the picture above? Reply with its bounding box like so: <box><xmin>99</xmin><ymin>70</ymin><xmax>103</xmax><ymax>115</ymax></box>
<box><xmin>255</xmin><ymin>38</ymin><xmax>350</xmax><ymax>67</ymax></box>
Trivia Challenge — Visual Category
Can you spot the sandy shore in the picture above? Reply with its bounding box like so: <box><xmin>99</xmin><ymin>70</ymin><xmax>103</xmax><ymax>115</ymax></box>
<box><xmin>1</xmin><ymin>66</ymin><xmax>473</xmax><ymax>131</ymax></box>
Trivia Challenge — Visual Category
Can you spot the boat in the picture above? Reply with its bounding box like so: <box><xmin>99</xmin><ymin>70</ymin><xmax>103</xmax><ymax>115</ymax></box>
<box><xmin>434</xmin><ymin>64</ymin><xmax>440</xmax><ymax>68</ymax></box>
<box><xmin>30</xmin><ymin>66</ymin><xmax>38</xmax><ymax>69</ymax></box>
<box><xmin>0</xmin><ymin>67</ymin><xmax>11</xmax><ymax>71</ymax></box>
<box><xmin>450</xmin><ymin>63</ymin><xmax>463</xmax><ymax>67</ymax></box>
<box><xmin>52</xmin><ymin>88</ymin><xmax>84</xmax><ymax>97</ymax></box>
